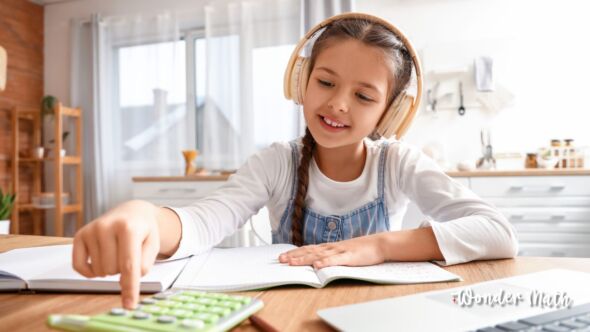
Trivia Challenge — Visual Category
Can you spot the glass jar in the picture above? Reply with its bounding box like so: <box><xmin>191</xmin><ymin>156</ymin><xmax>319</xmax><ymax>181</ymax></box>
<box><xmin>564</xmin><ymin>139</ymin><xmax>575</xmax><ymax>168</ymax></box>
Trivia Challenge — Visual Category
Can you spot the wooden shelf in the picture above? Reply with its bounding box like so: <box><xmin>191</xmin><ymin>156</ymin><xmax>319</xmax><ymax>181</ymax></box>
<box><xmin>61</xmin><ymin>106</ymin><xmax>81</xmax><ymax>118</ymax></box>
<box><xmin>10</xmin><ymin>102</ymin><xmax>84</xmax><ymax>236</ymax></box>
<box><xmin>16</xmin><ymin>112</ymin><xmax>36</xmax><ymax>120</ymax></box>
<box><xmin>17</xmin><ymin>203</ymin><xmax>82</xmax><ymax>213</ymax></box>
<box><xmin>63</xmin><ymin>156</ymin><xmax>82</xmax><ymax>165</ymax></box>
<box><xmin>17</xmin><ymin>156</ymin><xmax>81</xmax><ymax>165</ymax></box>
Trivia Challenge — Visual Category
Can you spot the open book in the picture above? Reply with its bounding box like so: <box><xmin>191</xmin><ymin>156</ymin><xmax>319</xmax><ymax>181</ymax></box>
<box><xmin>172</xmin><ymin>244</ymin><xmax>461</xmax><ymax>292</ymax></box>
<box><xmin>0</xmin><ymin>244</ymin><xmax>188</xmax><ymax>293</ymax></box>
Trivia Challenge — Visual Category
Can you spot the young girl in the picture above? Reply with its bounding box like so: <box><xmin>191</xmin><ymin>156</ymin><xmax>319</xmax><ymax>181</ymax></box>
<box><xmin>72</xmin><ymin>13</ymin><xmax>518</xmax><ymax>309</ymax></box>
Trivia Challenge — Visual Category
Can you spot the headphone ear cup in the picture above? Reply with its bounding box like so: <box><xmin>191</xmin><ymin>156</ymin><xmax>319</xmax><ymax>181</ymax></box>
<box><xmin>375</xmin><ymin>92</ymin><xmax>414</xmax><ymax>139</ymax></box>
<box><xmin>290</xmin><ymin>56</ymin><xmax>311</xmax><ymax>105</ymax></box>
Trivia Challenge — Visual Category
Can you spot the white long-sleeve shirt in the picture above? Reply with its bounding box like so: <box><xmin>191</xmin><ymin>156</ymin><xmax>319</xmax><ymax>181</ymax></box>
<box><xmin>168</xmin><ymin>138</ymin><xmax>519</xmax><ymax>265</ymax></box>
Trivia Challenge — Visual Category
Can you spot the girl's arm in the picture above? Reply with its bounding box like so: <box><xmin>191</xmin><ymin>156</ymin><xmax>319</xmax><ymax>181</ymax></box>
<box><xmin>279</xmin><ymin>226</ymin><xmax>443</xmax><ymax>269</ymax></box>
<box><xmin>72</xmin><ymin>143</ymin><xmax>285</xmax><ymax>309</ymax></box>
<box><xmin>280</xmin><ymin>142</ymin><xmax>518</xmax><ymax>268</ymax></box>
<box><xmin>162</xmin><ymin>143</ymin><xmax>287</xmax><ymax>260</ymax></box>
<box><xmin>391</xmin><ymin>142</ymin><xmax>519</xmax><ymax>265</ymax></box>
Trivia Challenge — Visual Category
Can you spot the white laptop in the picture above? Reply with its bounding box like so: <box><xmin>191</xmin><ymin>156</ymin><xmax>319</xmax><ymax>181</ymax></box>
<box><xmin>318</xmin><ymin>269</ymin><xmax>590</xmax><ymax>332</ymax></box>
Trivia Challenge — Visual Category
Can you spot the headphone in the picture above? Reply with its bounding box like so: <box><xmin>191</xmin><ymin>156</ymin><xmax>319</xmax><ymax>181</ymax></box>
<box><xmin>283</xmin><ymin>12</ymin><xmax>423</xmax><ymax>139</ymax></box>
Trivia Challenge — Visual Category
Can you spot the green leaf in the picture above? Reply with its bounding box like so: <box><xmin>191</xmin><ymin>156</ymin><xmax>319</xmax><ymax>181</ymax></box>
<box><xmin>41</xmin><ymin>95</ymin><xmax>59</xmax><ymax>118</ymax></box>
<box><xmin>0</xmin><ymin>188</ymin><xmax>15</xmax><ymax>220</ymax></box>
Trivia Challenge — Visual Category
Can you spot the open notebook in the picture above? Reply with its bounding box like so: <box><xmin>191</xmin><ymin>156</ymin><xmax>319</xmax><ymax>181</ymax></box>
<box><xmin>172</xmin><ymin>244</ymin><xmax>462</xmax><ymax>292</ymax></box>
<box><xmin>0</xmin><ymin>244</ymin><xmax>188</xmax><ymax>293</ymax></box>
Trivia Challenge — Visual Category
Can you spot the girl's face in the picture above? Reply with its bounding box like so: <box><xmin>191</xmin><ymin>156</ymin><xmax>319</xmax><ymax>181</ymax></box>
<box><xmin>303</xmin><ymin>38</ymin><xmax>391</xmax><ymax>149</ymax></box>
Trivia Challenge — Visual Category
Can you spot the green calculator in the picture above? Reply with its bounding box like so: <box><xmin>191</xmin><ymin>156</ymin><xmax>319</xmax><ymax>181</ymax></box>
<box><xmin>47</xmin><ymin>290</ymin><xmax>263</xmax><ymax>332</ymax></box>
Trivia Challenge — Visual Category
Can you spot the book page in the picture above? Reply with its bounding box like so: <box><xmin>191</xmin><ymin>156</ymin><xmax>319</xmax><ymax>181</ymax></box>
<box><xmin>172</xmin><ymin>244</ymin><xmax>322</xmax><ymax>291</ymax></box>
<box><xmin>316</xmin><ymin>262</ymin><xmax>461</xmax><ymax>286</ymax></box>
<box><xmin>0</xmin><ymin>244</ymin><xmax>188</xmax><ymax>292</ymax></box>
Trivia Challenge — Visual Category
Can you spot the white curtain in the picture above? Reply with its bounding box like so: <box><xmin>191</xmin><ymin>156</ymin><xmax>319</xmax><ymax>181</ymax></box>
<box><xmin>70</xmin><ymin>0</ymin><xmax>353</xmax><ymax>221</ymax></box>
<box><xmin>201</xmin><ymin>0</ymin><xmax>302</xmax><ymax>170</ymax></box>
<box><xmin>71</xmin><ymin>13</ymin><xmax>191</xmax><ymax>219</ymax></box>
<box><xmin>302</xmin><ymin>0</ymin><xmax>354</xmax><ymax>31</ymax></box>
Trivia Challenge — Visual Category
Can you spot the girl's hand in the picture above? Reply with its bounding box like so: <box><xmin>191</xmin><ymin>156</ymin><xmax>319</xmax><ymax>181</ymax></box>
<box><xmin>278</xmin><ymin>233</ymin><xmax>387</xmax><ymax>269</ymax></box>
<box><xmin>72</xmin><ymin>200</ymin><xmax>162</xmax><ymax>309</ymax></box>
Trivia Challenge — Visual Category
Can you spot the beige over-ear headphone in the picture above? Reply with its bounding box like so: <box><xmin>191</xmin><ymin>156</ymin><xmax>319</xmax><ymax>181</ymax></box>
<box><xmin>283</xmin><ymin>12</ymin><xmax>423</xmax><ymax>139</ymax></box>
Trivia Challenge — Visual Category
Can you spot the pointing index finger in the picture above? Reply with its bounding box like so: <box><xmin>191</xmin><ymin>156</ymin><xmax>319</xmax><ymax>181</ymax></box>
<box><xmin>118</xmin><ymin>230</ymin><xmax>142</xmax><ymax>309</ymax></box>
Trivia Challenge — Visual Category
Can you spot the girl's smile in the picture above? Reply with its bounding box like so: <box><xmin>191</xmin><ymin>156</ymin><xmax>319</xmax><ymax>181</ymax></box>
<box><xmin>318</xmin><ymin>115</ymin><xmax>350</xmax><ymax>132</ymax></box>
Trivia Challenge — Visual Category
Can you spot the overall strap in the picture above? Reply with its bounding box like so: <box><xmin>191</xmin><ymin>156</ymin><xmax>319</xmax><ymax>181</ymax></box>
<box><xmin>377</xmin><ymin>141</ymin><xmax>390</xmax><ymax>200</ymax></box>
<box><xmin>288</xmin><ymin>141</ymin><xmax>300</xmax><ymax>200</ymax></box>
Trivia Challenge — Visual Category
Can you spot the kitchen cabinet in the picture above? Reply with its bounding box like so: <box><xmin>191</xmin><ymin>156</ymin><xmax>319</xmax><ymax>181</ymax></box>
<box><xmin>403</xmin><ymin>172</ymin><xmax>590</xmax><ymax>258</ymax></box>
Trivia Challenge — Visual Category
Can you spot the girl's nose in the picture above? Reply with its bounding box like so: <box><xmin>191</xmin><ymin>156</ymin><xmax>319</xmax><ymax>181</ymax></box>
<box><xmin>327</xmin><ymin>93</ymin><xmax>350</xmax><ymax>113</ymax></box>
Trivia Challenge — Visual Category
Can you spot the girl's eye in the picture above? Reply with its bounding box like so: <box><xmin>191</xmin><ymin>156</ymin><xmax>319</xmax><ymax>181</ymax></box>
<box><xmin>357</xmin><ymin>93</ymin><xmax>373</xmax><ymax>102</ymax></box>
<box><xmin>318</xmin><ymin>79</ymin><xmax>334</xmax><ymax>87</ymax></box>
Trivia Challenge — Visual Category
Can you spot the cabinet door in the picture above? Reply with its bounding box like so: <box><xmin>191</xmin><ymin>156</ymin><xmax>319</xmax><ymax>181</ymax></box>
<box><xmin>518</xmin><ymin>243</ymin><xmax>590</xmax><ymax>258</ymax></box>
<box><xmin>473</xmin><ymin>176</ymin><xmax>590</xmax><ymax>258</ymax></box>
<box><xmin>133</xmin><ymin>181</ymin><xmax>226</xmax><ymax>201</ymax></box>
<box><xmin>470</xmin><ymin>176</ymin><xmax>590</xmax><ymax>198</ymax></box>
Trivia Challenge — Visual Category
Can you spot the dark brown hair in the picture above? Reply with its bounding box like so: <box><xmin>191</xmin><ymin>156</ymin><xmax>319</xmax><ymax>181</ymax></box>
<box><xmin>290</xmin><ymin>18</ymin><xmax>413</xmax><ymax>246</ymax></box>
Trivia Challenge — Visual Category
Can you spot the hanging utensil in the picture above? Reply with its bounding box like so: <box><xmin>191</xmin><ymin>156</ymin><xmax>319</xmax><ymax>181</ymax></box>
<box><xmin>458</xmin><ymin>81</ymin><xmax>466</xmax><ymax>116</ymax></box>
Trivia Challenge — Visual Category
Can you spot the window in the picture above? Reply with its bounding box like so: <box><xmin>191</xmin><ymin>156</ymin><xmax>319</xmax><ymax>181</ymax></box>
<box><xmin>252</xmin><ymin>44</ymin><xmax>299</xmax><ymax>149</ymax></box>
<box><xmin>115</xmin><ymin>32</ymin><xmax>299</xmax><ymax>170</ymax></box>
<box><xmin>116</xmin><ymin>40</ymin><xmax>189</xmax><ymax>167</ymax></box>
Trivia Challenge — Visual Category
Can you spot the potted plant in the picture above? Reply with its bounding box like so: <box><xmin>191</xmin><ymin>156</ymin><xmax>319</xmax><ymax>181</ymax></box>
<box><xmin>40</xmin><ymin>95</ymin><xmax>70</xmax><ymax>157</ymax></box>
<box><xmin>0</xmin><ymin>188</ymin><xmax>16</xmax><ymax>234</ymax></box>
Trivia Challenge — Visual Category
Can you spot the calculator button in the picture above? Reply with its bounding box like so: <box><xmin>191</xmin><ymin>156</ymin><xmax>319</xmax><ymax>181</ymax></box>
<box><xmin>154</xmin><ymin>291</ymin><xmax>177</xmax><ymax>300</ymax></box>
<box><xmin>140</xmin><ymin>298</ymin><xmax>157</xmax><ymax>305</ymax></box>
<box><xmin>218</xmin><ymin>301</ymin><xmax>242</xmax><ymax>310</ymax></box>
<box><xmin>230</xmin><ymin>295</ymin><xmax>251</xmax><ymax>304</ymax></box>
<box><xmin>171</xmin><ymin>295</ymin><xmax>193</xmax><ymax>302</ymax></box>
<box><xmin>157</xmin><ymin>315</ymin><xmax>176</xmax><ymax>324</ymax></box>
<box><xmin>181</xmin><ymin>319</ymin><xmax>206</xmax><ymax>329</ymax></box>
<box><xmin>156</xmin><ymin>300</ymin><xmax>180</xmax><ymax>308</ymax></box>
<box><xmin>195</xmin><ymin>298</ymin><xmax>217</xmax><ymax>305</ymax></box>
<box><xmin>183</xmin><ymin>303</ymin><xmax>206</xmax><ymax>311</ymax></box>
<box><xmin>168</xmin><ymin>309</ymin><xmax>193</xmax><ymax>319</ymax></box>
<box><xmin>205</xmin><ymin>307</ymin><xmax>231</xmax><ymax>316</ymax></box>
<box><xmin>206</xmin><ymin>293</ymin><xmax>230</xmax><ymax>300</ymax></box>
<box><xmin>193</xmin><ymin>312</ymin><xmax>220</xmax><ymax>324</ymax></box>
<box><xmin>132</xmin><ymin>311</ymin><xmax>150</xmax><ymax>320</ymax></box>
<box><xmin>109</xmin><ymin>308</ymin><xmax>126</xmax><ymax>316</ymax></box>
<box><xmin>142</xmin><ymin>305</ymin><xmax>166</xmax><ymax>314</ymax></box>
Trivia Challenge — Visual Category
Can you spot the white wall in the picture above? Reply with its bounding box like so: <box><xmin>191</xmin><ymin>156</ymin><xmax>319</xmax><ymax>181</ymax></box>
<box><xmin>46</xmin><ymin>0</ymin><xmax>590</xmax><ymax>169</ymax></box>
<box><xmin>358</xmin><ymin>0</ymin><xmax>590</xmax><ymax>168</ymax></box>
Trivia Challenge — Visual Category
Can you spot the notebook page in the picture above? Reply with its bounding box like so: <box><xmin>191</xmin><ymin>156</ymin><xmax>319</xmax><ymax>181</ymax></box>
<box><xmin>172</xmin><ymin>244</ymin><xmax>322</xmax><ymax>291</ymax></box>
<box><xmin>316</xmin><ymin>262</ymin><xmax>461</xmax><ymax>286</ymax></box>
<box><xmin>0</xmin><ymin>244</ymin><xmax>188</xmax><ymax>291</ymax></box>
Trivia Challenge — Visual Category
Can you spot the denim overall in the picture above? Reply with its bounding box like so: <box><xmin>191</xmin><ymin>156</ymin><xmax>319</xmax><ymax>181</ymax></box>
<box><xmin>272</xmin><ymin>141</ymin><xmax>391</xmax><ymax>245</ymax></box>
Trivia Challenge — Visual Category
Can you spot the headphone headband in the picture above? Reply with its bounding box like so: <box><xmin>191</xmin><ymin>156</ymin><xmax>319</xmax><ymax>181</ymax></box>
<box><xmin>283</xmin><ymin>12</ymin><xmax>423</xmax><ymax>139</ymax></box>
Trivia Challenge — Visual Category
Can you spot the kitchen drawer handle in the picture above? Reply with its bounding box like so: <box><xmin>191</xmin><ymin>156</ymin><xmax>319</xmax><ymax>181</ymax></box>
<box><xmin>509</xmin><ymin>214</ymin><xmax>566</xmax><ymax>221</ymax></box>
<box><xmin>509</xmin><ymin>184</ymin><xmax>566</xmax><ymax>192</ymax></box>
<box><xmin>158</xmin><ymin>188</ymin><xmax>197</xmax><ymax>193</ymax></box>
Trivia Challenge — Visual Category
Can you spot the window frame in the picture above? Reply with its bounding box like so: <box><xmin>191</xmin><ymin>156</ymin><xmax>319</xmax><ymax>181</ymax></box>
<box><xmin>184</xmin><ymin>28</ymin><xmax>205</xmax><ymax>152</ymax></box>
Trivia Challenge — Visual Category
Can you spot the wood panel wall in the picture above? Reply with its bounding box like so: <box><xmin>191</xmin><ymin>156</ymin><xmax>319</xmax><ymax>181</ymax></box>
<box><xmin>0</xmin><ymin>0</ymin><xmax>44</xmax><ymax>234</ymax></box>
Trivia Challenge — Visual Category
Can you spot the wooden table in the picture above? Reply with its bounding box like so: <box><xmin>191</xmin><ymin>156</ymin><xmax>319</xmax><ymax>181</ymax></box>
<box><xmin>2</xmin><ymin>235</ymin><xmax>590</xmax><ymax>332</ymax></box>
